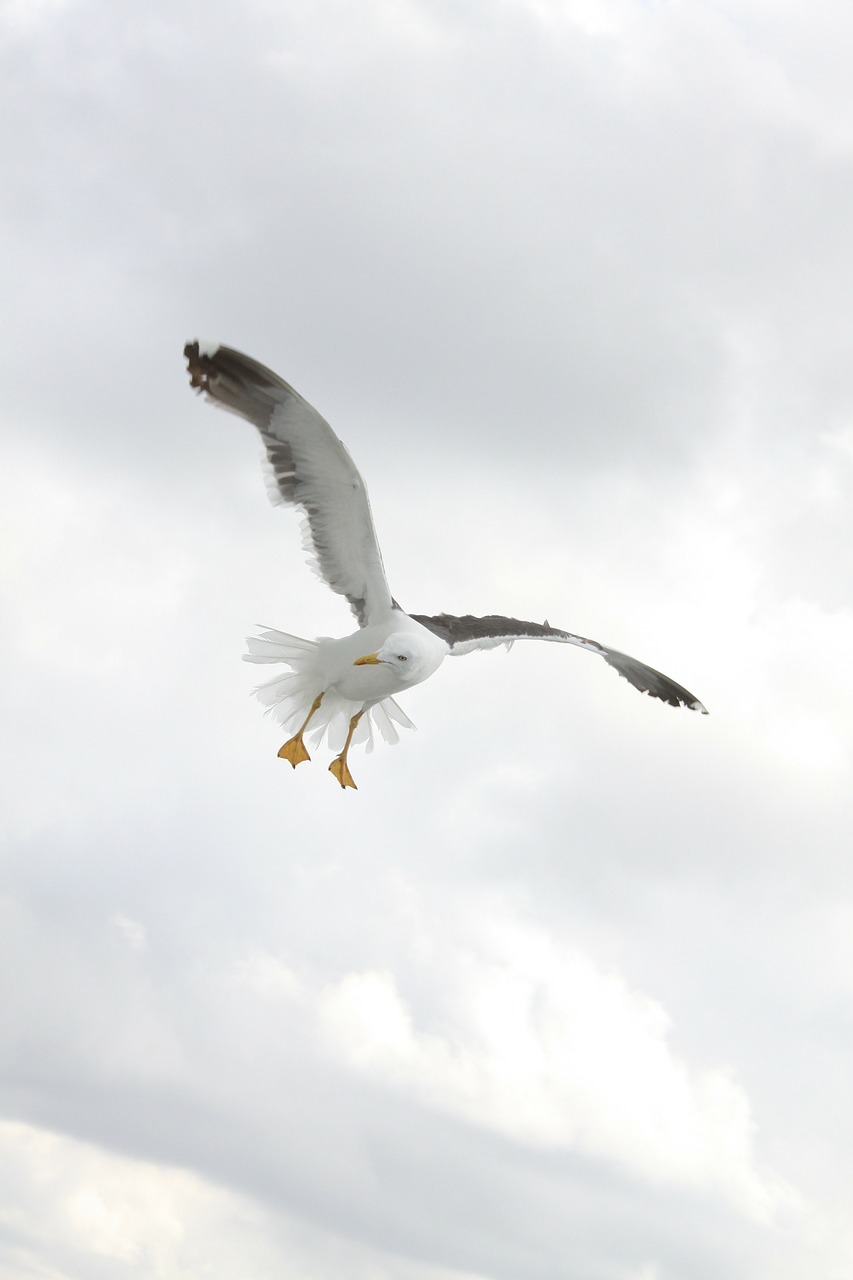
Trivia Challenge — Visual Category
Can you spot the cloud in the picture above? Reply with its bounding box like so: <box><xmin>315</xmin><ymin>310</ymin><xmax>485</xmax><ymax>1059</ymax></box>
<box><xmin>3</xmin><ymin>0</ymin><xmax>853</xmax><ymax>1277</ymax></box>
<box><xmin>285</xmin><ymin>913</ymin><xmax>789</xmax><ymax>1221</ymax></box>
<box><xmin>0</xmin><ymin>1116</ymin><xmax>486</xmax><ymax>1280</ymax></box>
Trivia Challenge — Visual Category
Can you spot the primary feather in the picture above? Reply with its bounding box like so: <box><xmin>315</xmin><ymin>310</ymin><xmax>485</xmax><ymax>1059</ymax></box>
<box><xmin>185</xmin><ymin>342</ymin><xmax>393</xmax><ymax>627</ymax></box>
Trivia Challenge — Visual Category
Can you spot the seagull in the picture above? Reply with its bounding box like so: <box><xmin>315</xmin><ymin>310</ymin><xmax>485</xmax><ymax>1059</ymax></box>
<box><xmin>185</xmin><ymin>342</ymin><xmax>707</xmax><ymax>789</ymax></box>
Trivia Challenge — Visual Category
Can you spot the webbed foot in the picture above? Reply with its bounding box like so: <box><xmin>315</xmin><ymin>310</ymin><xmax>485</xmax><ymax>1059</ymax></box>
<box><xmin>328</xmin><ymin>756</ymin><xmax>357</xmax><ymax>790</ymax></box>
<box><xmin>278</xmin><ymin>735</ymin><xmax>311</xmax><ymax>768</ymax></box>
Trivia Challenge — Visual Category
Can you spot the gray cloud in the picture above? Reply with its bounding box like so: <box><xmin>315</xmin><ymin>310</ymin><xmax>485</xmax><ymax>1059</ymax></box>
<box><xmin>2</xmin><ymin>0</ymin><xmax>853</xmax><ymax>1277</ymax></box>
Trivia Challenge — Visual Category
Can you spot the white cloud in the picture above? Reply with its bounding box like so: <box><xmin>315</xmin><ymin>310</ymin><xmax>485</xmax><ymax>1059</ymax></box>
<box><xmin>0</xmin><ymin>1118</ymin><xmax>263</xmax><ymax>1279</ymax></box>
<box><xmin>0</xmin><ymin>1117</ymin><xmax>520</xmax><ymax>1280</ymax></box>
<box><xmin>314</xmin><ymin>914</ymin><xmax>793</xmax><ymax>1222</ymax></box>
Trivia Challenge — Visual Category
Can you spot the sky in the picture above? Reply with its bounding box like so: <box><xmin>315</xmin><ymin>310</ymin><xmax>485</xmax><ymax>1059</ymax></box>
<box><xmin>2</xmin><ymin>0</ymin><xmax>853</xmax><ymax>1276</ymax></box>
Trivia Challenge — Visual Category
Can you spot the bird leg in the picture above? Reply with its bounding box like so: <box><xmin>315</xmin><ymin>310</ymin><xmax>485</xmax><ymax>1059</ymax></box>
<box><xmin>277</xmin><ymin>693</ymin><xmax>324</xmax><ymax>768</ymax></box>
<box><xmin>328</xmin><ymin>710</ymin><xmax>364</xmax><ymax>790</ymax></box>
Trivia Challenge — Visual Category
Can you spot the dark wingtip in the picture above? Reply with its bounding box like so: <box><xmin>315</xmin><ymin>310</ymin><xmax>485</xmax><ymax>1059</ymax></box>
<box><xmin>184</xmin><ymin>339</ymin><xmax>215</xmax><ymax>392</ymax></box>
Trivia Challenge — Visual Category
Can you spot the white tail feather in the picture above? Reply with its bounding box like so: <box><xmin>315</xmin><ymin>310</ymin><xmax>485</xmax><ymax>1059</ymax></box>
<box><xmin>381</xmin><ymin>698</ymin><xmax>416</xmax><ymax>730</ymax></box>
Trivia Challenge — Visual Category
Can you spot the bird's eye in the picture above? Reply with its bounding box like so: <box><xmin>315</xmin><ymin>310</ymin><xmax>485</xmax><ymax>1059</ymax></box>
<box><xmin>397</xmin><ymin>654</ymin><xmax>408</xmax><ymax>662</ymax></box>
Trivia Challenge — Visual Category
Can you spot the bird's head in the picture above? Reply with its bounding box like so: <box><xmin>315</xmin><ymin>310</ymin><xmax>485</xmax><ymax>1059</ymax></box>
<box><xmin>353</xmin><ymin>634</ymin><xmax>431</xmax><ymax>682</ymax></box>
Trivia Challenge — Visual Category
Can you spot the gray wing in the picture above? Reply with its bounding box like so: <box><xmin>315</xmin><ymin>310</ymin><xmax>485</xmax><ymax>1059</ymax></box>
<box><xmin>185</xmin><ymin>341</ymin><xmax>394</xmax><ymax>627</ymax></box>
<box><xmin>410</xmin><ymin>613</ymin><xmax>708</xmax><ymax>713</ymax></box>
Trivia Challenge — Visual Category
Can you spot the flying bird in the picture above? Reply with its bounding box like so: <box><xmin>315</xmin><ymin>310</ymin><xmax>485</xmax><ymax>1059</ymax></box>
<box><xmin>185</xmin><ymin>342</ymin><xmax>707</xmax><ymax>789</ymax></box>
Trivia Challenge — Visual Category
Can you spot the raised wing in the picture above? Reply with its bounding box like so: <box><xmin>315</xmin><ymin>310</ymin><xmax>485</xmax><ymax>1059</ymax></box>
<box><xmin>185</xmin><ymin>342</ymin><xmax>394</xmax><ymax>627</ymax></box>
<box><xmin>410</xmin><ymin>612</ymin><xmax>708</xmax><ymax>713</ymax></box>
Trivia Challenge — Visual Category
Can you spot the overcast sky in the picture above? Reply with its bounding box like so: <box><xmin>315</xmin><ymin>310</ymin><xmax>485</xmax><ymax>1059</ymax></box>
<box><xmin>3</xmin><ymin>0</ymin><xmax>853</xmax><ymax>1277</ymax></box>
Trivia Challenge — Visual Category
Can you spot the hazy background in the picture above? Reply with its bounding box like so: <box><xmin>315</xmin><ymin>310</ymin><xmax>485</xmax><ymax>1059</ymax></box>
<box><xmin>3</xmin><ymin>1</ymin><xmax>853</xmax><ymax>1277</ymax></box>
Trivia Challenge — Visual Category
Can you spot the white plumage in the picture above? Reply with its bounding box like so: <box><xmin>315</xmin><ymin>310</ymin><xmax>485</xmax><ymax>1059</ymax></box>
<box><xmin>243</xmin><ymin>624</ymin><xmax>433</xmax><ymax>753</ymax></box>
<box><xmin>185</xmin><ymin>342</ymin><xmax>706</xmax><ymax>788</ymax></box>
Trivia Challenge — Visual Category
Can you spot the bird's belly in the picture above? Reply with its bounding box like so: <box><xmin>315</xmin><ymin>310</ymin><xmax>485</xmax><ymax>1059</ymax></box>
<box><xmin>332</xmin><ymin>663</ymin><xmax>408</xmax><ymax>702</ymax></box>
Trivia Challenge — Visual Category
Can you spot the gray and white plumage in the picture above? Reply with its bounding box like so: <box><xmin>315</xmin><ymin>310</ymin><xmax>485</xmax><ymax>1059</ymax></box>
<box><xmin>186</xmin><ymin>343</ymin><xmax>392</xmax><ymax>629</ymax></box>
<box><xmin>184</xmin><ymin>341</ymin><xmax>707</xmax><ymax>782</ymax></box>
<box><xmin>408</xmin><ymin>613</ymin><xmax>705</xmax><ymax>711</ymax></box>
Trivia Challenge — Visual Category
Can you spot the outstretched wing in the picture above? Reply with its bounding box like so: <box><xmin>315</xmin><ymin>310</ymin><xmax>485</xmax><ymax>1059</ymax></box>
<box><xmin>410</xmin><ymin>612</ymin><xmax>708</xmax><ymax>713</ymax></box>
<box><xmin>185</xmin><ymin>342</ymin><xmax>394</xmax><ymax>627</ymax></box>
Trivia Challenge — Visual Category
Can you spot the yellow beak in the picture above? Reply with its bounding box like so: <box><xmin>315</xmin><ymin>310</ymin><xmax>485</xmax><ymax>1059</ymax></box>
<box><xmin>353</xmin><ymin>652</ymin><xmax>382</xmax><ymax>666</ymax></box>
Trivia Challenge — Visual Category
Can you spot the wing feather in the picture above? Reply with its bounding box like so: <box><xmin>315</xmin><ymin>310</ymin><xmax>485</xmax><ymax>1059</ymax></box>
<box><xmin>410</xmin><ymin>613</ymin><xmax>708</xmax><ymax>713</ymax></box>
<box><xmin>185</xmin><ymin>342</ymin><xmax>393</xmax><ymax>627</ymax></box>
